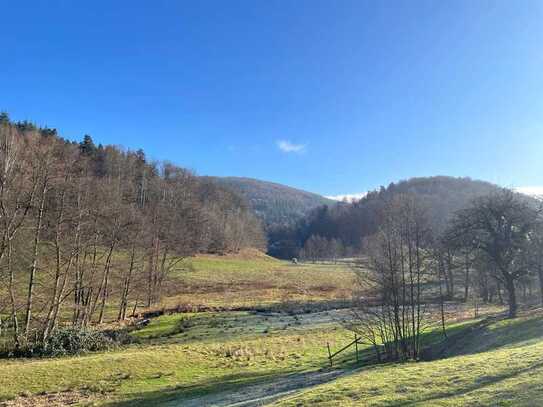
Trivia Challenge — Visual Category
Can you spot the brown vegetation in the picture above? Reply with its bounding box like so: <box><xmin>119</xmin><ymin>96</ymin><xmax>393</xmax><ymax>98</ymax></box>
<box><xmin>0</xmin><ymin>116</ymin><xmax>265</xmax><ymax>350</ymax></box>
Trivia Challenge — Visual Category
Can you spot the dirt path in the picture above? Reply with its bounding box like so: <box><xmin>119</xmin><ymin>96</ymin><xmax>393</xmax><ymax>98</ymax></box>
<box><xmin>165</xmin><ymin>369</ymin><xmax>347</xmax><ymax>407</ymax></box>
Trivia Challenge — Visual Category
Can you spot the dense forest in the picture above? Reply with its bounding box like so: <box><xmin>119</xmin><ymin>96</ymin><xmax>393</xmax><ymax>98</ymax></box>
<box><xmin>0</xmin><ymin>113</ymin><xmax>265</xmax><ymax>348</ymax></box>
<box><xmin>205</xmin><ymin>176</ymin><xmax>333</xmax><ymax>256</ymax></box>
<box><xmin>273</xmin><ymin>176</ymin><xmax>514</xmax><ymax>259</ymax></box>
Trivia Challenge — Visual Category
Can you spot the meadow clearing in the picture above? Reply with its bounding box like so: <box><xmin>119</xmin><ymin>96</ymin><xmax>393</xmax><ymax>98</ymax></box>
<box><xmin>1</xmin><ymin>251</ymin><xmax>541</xmax><ymax>407</ymax></box>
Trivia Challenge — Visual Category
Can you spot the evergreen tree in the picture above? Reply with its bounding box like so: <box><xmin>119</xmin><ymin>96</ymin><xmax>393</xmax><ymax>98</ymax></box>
<box><xmin>0</xmin><ymin>112</ymin><xmax>9</xmax><ymax>124</ymax></box>
<box><xmin>79</xmin><ymin>134</ymin><xmax>96</xmax><ymax>156</ymax></box>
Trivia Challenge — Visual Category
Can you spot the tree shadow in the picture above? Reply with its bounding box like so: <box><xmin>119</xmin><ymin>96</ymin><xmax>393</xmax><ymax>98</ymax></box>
<box><xmin>376</xmin><ymin>314</ymin><xmax>543</xmax><ymax>406</ymax></box>
<box><xmin>108</xmin><ymin>313</ymin><xmax>543</xmax><ymax>406</ymax></box>
<box><xmin>424</xmin><ymin>314</ymin><xmax>543</xmax><ymax>361</ymax></box>
<box><xmin>387</xmin><ymin>358</ymin><xmax>543</xmax><ymax>406</ymax></box>
<box><xmin>103</xmin><ymin>370</ymin><xmax>283</xmax><ymax>406</ymax></box>
<box><xmin>103</xmin><ymin>367</ymin><xmax>345</xmax><ymax>407</ymax></box>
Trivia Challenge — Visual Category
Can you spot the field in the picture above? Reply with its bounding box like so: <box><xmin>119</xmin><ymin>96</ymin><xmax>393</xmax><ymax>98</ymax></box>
<box><xmin>1</xmin><ymin>252</ymin><xmax>543</xmax><ymax>406</ymax></box>
<box><xmin>163</xmin><ymin>250</ymin><xmax>355</xmax><ymax>309</ymax></box>
<box><xmin>277</xmin><ymin>312</ymin><xmax>543</xmax><ymax>406</ymax></box>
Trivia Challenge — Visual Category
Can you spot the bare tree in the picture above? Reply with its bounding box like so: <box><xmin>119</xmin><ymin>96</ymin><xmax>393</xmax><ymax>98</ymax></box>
<box><xmin>0</xmin><ymin>118</ymin><xmax>268</xmax><ymax>348</ymax></box>
<box><xmin>349</xmin><ymin>194</ymin><xmax>432</xmax><ymax>361</ymax></box>
<box><xmin>527</xmin><ymin>216</ymin><xmax>543</xmax><ymax>305</ymax></box>
<box><xmin>446</xmin><ymin>189</ymin><xmax>540</xmax><ymax>318</ymax></box>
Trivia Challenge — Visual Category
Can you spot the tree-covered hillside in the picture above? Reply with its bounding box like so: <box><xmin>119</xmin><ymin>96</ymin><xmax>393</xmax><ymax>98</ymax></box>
<box><xmin>205</xmin><ymin>176</ymin><xmax>334</xmax><ymax>229</ymax></box>
<box><xmin>283</xmin><ymin>176</ymin><xmax>526</xmax><ymax>258</ymax></box>
<box><xmin>0</xmin><ymin>113</ymin><xmax>266</xmax><ymax>345</ymax></box>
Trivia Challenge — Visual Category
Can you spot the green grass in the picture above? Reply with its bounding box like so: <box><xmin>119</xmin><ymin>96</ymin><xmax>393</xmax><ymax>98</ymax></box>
<box><xmin>161</xmin><ymin>253</ymin><xmax>356</xmax><ymax>309</ymax></box>
<box><xmin>2</xmin><ymin>253</ymin><xmax>543</xmax><ymax>406</ymax></box>
<box><xmin>0</xmin><ymin>305</ymin><xmax>490</xmax><ymax>406</ymax></box>
<box><xmin>2</xmin><ymin>249</ymin><xmax>356</xmax><ymax>329</ymax></box>
<box><xmin>275</xmin><ymin>312</ymin><xmax>543</xmax><ymax>406</ymax></box>
<box><xmin>0</xmin><ymin>309</ymin><xmax>357</xmax><ymax>404</ymax></box>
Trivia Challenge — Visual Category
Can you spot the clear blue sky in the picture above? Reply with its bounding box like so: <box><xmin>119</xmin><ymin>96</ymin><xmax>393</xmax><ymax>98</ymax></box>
<box><xmin>1</xmin><ymin>0</ymin><xmax>542</xmax><ymax>196</ymax></box>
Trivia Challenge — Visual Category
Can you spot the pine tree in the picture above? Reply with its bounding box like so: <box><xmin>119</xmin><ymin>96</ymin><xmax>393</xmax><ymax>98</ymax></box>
<box><xmin>0</xmin><ymin>112</ymin><xmax>9</xmax><ymax>124</ymax></box>
<box><xmin>79</xmin><ymin>134</ymin><xmax>96</xmax><ymax>156</ymax></box>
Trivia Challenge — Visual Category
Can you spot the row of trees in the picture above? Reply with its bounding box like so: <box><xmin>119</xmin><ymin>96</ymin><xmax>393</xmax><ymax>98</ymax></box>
<box><xmin>350</xmin><ymin>189</ymin><xmax>541</xmax><ymax>362</ymax></box>
<box><xmin>0</xmin><ymin>116</ymin><xmax>265</xmax><ymax>347</ymax></box>
<box><xmin>444</xmin><ymin>190</ymin><xmax>541</xmax><ymax>318</ymax></box>
<box><xmin>352</xmin><ymin>195</ymin><xmax>430</xmax><ymax>361</ymax></box>
<box><xmin>298</xmin><ymin>235</ymin><xmax>346</xmax><ymax>262</ymax></box>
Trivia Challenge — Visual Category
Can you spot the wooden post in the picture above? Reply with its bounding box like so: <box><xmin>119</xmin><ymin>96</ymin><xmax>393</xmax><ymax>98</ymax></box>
<box><xmin>327</xmin><ymin>342</ymin><xmax>332</xmax><ymax>367</ymax></box>
<box><xmin>355</xmin><ymin>334</ymin><xmax>359</xmax><ymax>363</ymax></box>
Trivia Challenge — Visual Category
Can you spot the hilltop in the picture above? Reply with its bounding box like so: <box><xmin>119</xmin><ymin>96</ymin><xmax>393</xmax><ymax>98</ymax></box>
<box><xmin>204</xmin><ymin>176</ymin><xmax>334</xmax><ymax>229</ymax></box>
<box><xmin>295</xmin><ymin>176</ymin><xmax>535</xmax><ymax>252</ymax></box>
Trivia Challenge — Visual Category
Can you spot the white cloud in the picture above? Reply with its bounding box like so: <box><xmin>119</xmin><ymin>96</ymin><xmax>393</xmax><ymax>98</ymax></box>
<box><xmin>277</xmin><ymin>140</ymin><xmax>306</xmax><ymax>153</ymax></box>
<box><xmin>326</xmin><ymin>192</ymin><xmax>368</xmax><ymax>202</ymax></box>
<box><xmin>515</xmin><ymin>186</ymin><xmax>543</xmax><ymax>197</ymax></box>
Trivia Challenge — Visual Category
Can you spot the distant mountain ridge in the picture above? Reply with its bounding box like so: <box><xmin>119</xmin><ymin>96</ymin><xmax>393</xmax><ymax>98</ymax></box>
<box><xmin>204</xmin><ymin>176</ymin><xmax>334</xmax><ymax>229</ymax></box>
<box><xmin>293</xmin><ymin>176</ymin><xmax>540</xmax><ymax>252</ymax></box>
<box><xmin>204</xmin><ymin>175</ymin><xmax>539</xmax><ymax>259</ymax></box>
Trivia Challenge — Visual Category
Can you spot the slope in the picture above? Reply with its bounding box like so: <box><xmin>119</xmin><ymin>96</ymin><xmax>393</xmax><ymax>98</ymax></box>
<box><xmin>205</xmin><ymin>176</ymin><xmax>334</xmax><ymax>229</ymax></box>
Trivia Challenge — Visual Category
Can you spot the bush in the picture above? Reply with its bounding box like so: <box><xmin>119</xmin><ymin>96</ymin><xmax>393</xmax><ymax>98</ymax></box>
<box><xmin>43</xmin><ymin>327</ymin><xmax>113</xmax><ymax>356</ymax></box>
<box><xmin>102</xmin><ymin>328</ymin><xmax>137</xmax><ymax>346</ymax></box>
<box><xmin>3</xmin><ymin>327</ymin><xmax>131</xmax><ymax>358</ymax></box>
<box><xmin>43</xmin><ymin>328</ymin><xmax>114</xmax><ymax>356</ymax></box>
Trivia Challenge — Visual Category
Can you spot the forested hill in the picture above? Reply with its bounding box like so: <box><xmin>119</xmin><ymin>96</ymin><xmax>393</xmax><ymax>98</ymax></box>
<box><xmin>283</xmin><ymin>176</ymin><xmax>524</xmax><ymax>258</ymax></box>
<box><xmin>368</xmin><ymin>176</ymin><xmax>505</xmax><ymax>232</ymax></box>
<box><xmin>0</xmin><ymin>113</ymin><xmax>273</xmax><ymax>339</ymax></box>
<box><xmin>204</xmin><ymin>176</ymin><xmax>334</xmax><ymax>229</ymax></box>
<box><xmin>0</xmin><ymin>114</ymin><xmax>267</xmax><ymax>257</ymax></box>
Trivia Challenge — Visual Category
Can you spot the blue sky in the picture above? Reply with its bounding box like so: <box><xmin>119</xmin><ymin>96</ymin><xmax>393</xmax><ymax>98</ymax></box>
<box><xmin>1</xmin><ymin>1</ymin><xmax>542</xmax><ymax>197</ymax></box>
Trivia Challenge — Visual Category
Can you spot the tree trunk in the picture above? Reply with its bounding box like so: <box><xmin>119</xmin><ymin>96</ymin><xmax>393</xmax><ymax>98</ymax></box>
<box><xmin>505</xmin><ymin>278</ymin><xmax>517</xmax><ymax>318</ymax></box>
<box><xmin>97</xmin><ymin>244</ymin><xmax>115</xmax><ymax>324</ymax></box>
<box><xmin>7</xmin><ymin>241</ymin><xmax>20</xmax><ymax>348</ymax></box>
<box><xmin>438</xmin><ymin>261</ymin><xmax>447</xmax><ymax>338</ymax></box>
<box><xmin>118</xmin><ymin>245</ymin><xmax>136</xmax><ymax>321</ymax></box>
<box><xmin>538</xmin><ymin>267</ymin><xmax>543</xmax><ymax>306</ymax></box>
<box><xmin>463</xmin><ymin>255</ymin><xmax>470</xmax><ymax>302</ymax></box>
<box><xmin>50</xmin><ymin>263</ymin><xmax>71</xmax><ymax>333</ymax></box>
<box><xmin>24</xmin><ymin>182</ymin><xmax>47</xmax><ymax>334</ymax></box>
<box><xmin>445</xmin><ymin>250</ymin><xmax>454</xmax><ymax>300</ymax></box>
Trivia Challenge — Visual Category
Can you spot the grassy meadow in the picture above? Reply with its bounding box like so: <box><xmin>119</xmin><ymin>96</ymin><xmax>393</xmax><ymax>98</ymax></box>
<box><xmin>164</xmin><ymin>251</ymin><xmax>356</xmax><ymax>309</ymax></box>
<box><xmin>1</xmin><ymin>251</ymin><xmax>543</xmax><ymax>406</ymax></box>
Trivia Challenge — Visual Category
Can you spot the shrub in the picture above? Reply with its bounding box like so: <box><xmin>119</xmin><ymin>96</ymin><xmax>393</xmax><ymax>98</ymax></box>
<box><xmin>40</xmin><ymin>327</ymin><xmax>114</xmax><ymax>356</ymax></box>
<box><xmin>3</xmin><ymin>327</ymin><xmax>132</xmax><ymax>358</ymax></box>
<box><xmin>102</xmin><ymin>328</ymin><xmax>136</xmax><ymax>346</ymax></box>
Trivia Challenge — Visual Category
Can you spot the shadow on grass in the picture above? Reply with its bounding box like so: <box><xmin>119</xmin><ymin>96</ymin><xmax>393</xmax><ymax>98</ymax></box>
<box><xmin>332</xmin><ymin>312</ymin><xmax>543</xmax><ymax>372</ymax></box>
<box><xmin>424</xmin><ymin>313</ymin><xmax>543</xmax><ymax>361</ymax></box>
<box><xmin>104</xmin><ymin>370</ymin><xmax>285</xmax><ymax>406</ymax></box>
<box><xmin>388</xmin><ymin>358</ymin><xmax>543</xmax><ymax>407</ymax></box>
<box><xmin>109</xmin><ymin>312</ymin><xmax>543</xmax><ymax>406</ymax></box>
<box><xmin>104</xmin><ymin>367</ymin><xmax>345</xmax><ymax>407</ymax></box>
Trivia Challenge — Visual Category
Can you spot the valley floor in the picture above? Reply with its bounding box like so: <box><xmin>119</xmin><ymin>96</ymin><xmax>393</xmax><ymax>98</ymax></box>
<box><xmin>1</xmin><ymin>255</ymin><xmax>542</xmax><ymax>406</ymax></box>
